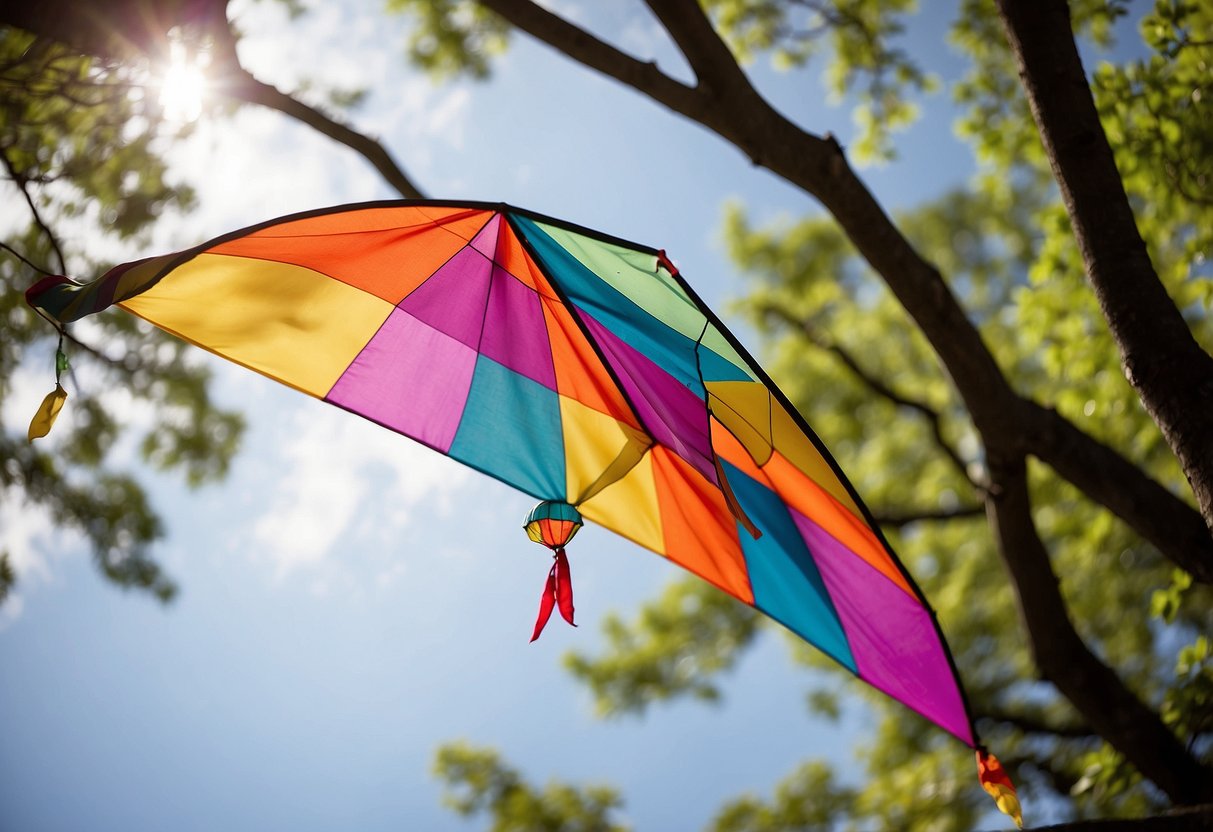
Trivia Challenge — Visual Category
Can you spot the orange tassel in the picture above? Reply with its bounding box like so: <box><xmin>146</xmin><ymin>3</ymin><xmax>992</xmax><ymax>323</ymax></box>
<box><xmin>977</xmin><ymin>749</ymin><xmax>1023</xmax><ymax>829</ymax></box>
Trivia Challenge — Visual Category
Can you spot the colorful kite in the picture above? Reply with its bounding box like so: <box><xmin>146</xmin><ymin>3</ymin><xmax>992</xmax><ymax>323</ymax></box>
<box><xmin>26</xmin><ymin>200</ymin><xmax>1018</xmax><ymax>823</ymax></box>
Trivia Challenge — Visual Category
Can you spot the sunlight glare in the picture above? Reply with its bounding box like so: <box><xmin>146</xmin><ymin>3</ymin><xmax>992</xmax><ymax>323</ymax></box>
<box><xmin>159</xmin><ymin>37</ymin><xmax>208</xmax><ymax>123</ymax></box>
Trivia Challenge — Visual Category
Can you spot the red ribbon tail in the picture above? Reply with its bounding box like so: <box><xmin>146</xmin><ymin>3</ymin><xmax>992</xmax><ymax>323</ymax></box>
<box><xmin>530</xmin><ymin>563</ymin><xmax>558</xmax><ymax>642</ymax></box>
<box><xmin>554</xmin><ymin>547</ymin><xmax>575</xmax><ymax>627</ymax></box>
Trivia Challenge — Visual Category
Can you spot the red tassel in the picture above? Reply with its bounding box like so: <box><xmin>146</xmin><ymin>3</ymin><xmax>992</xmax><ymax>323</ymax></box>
<box><xmin>530</xmin><ymin>563</ymin><xmax>558</xmax><ymax>642</ymax></box>
<box><xmin>531</xmin><ymin>548</ymin><xmax>577</xmax><ymax>641</ymax></box>
<box><xmin>554</xmin><ymin>547</ymin><xmax>575</xmax><ymax>626</ymax></box>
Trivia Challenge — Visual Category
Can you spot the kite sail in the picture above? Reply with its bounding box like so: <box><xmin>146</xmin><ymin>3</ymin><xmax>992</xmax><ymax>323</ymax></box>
<box><xmin>26</xmin><ymin>200</ymin><xmax>979</xmax><ymax>749</ymax></box>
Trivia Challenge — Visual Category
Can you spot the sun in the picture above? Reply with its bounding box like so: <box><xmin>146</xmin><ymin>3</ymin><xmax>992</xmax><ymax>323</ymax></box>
<box><xmin>158</xmin><ymin>35</ymin><xmax>208</xmax><ymax>123</ymax></box>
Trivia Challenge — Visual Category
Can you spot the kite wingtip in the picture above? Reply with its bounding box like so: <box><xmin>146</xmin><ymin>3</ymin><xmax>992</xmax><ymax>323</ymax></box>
<box><xmin>24</xmin><ymin>274</ymin><xmax>72</xmax><ymax>306</ymax></box>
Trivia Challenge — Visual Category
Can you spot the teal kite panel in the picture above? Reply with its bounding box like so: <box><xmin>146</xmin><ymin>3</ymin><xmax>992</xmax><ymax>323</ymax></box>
<box><xmin>514</xmin><ymin>216</ymin><xmax>752</xmax><ymax>389</ymax></box>
<box><xmin>723</xmin><ymin>460</ymin><xmax>857</xmax><ymax>672</ymax></box>
<box><xmin>449</xmin><ymin>355</ymin><xmax>566</xmax><ymax>500</ymax></box>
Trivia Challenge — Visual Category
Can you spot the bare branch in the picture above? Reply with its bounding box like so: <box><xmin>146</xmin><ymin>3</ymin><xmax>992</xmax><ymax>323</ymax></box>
<box><xmin>207</xmin><ymin>28</ymin><xmax>427</xmax><ymax>200</ymax></box>
<box><xmin>975</xmin><ymin>704</ymin><xmax>1095</xmax><ymax>740</ymax></box>
<box><xmin>642</xmin><ymin>0</ymin><xmax>752</xmax><ymax>96</ymax></box>
<box><xmin>1018</xmin><ymin>398</ymin><xmax>1213</xmax><ymax>584</ymax></box>
<box><xmin>221</xmin><ymin>72</ymin><xmax>427</xmax><ymax>200</ymax></box>
<box><xmin>0</xmin><ymin>145</ymin><xmax>67</xmax><ymax>273</ymax></box>
<box><xmin>871</xmin><ymin>504</ymin><xmax>984</xmax><ymax>529</ymax></box>
<box><xmin>0</xmin><ymin>241</ymin><xmax>53</xmax><ymax>274</ymax></box>
<box><xmin>60</xmin><ymin>329</ymin><xmax>139</xmax><ymax>374</ymax></box>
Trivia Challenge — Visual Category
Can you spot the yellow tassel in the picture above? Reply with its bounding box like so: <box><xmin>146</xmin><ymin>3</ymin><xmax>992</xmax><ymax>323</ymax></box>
<box><xmin>27</xmin><ymin>384</ymin><xmax>67</xmax><ymax>442</ymax></box>
<box><xmin>984</xmin><ymin>783</ymin><xmax>1023</xmax><ymax>829</ymax></box>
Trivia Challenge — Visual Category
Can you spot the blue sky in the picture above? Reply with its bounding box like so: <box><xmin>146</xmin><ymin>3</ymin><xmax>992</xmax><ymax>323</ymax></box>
<box><xmin>0</xmin><ymin>2</ymin><xmax>1062</xmax><ymax>829</ymax></box>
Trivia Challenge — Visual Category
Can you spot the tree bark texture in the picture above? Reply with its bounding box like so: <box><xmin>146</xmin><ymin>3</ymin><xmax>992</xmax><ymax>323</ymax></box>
<box><xmin>984</xmin><ymin>452</ymin><xmax>1213</xmax><ymax>805</ymax></box>
<box><xmin>996</xmin><ymin>0</ymin><xmax>1213</xmax><ymax>541</ymax></box>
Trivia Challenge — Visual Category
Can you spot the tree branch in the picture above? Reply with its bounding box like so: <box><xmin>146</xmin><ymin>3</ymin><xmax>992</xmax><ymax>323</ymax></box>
<box><xmin>0</xmin><ymin>145</ymin><xmax>67</xmax><ymax>273</ymax></box>
<box><xmin>207</xmin><ymin>29</ymin><xmax>427</xmax><ymax>200</ymax></box>
<box><xmin>1034</xmin><ymin>806</ymin><xmax>1213</xmax><ymax>831</ymax></box>
<box><xmin>975</xmin><ymin>704</ymin><xmax>1095</xmax><ymax>740</ymax></box>
<box><xmin>60</xmin><ymin>328</ymin><xmax>142</xmax><ymax>374</ymax></box>
<box><xmin>642</xmin><ymin>0</ymin><xmax>751</xmax><ymax>96</ymax></box>
<box><xmin>996</xmin><ymin>0</ymin><xmax>1213</xmax><ymax>537</ymax></box>
<box><xmin>0</xmin><ymin>241</ymin><xmax>53</xmax><ymax>275</ymax></box>
<box><xmin>871</xmin><ymin>504</ymin><xmax>984</xmax><ymax>529</ymax></box>
<box><xmin>477</xmin><ymin>0</ymin><xmax>708</xmax><ymax>122</ymax></box>
<box><xmin>984</xmin><ymin>450</ymin><xmax>1213</xmax><ymax>804</ymax></box>
<box><xmin>1018</xmin><ymin>398</ymin><xmax>1213</xmax><ymax>584</ymax></box>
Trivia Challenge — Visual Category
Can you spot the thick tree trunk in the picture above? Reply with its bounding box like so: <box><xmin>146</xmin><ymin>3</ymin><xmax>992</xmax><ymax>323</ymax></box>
<box><xmin>984</xmin><ymin>452</ymin><xmax>1213</xmax><ymax>805</ymax></box>
<box><xmin>995</xmin><ymin>0</ymin><xmax>1213</xmax><ymax>538</ymax></box>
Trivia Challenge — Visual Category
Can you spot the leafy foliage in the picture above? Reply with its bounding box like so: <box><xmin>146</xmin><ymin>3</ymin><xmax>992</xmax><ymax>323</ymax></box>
<box><xmin>564</xmin><ymin>576</ymin><xmax>762</xmax><ymax>716</ymax></box>
<box><xmin>0</xmin><ymin>29</ymin><xmax>244</xmax><ymax>601</ymax></box>
<box><xmin>434</xmin><ymin>742</ymin><xmax>629</xmax><ymax>832</ymax></box>
<box><xmin>703</xmin><ymin>0</ymin><xmax>933</xmax><ymax>160</ymax></box>
<box><xmin>383</xmin><ymin>0</ymin><xmax>510</xmax><ymax>80</ymax></box>
<box><xmin>708</xmin><ymin>761</ymin><xmax>856</xmax><ymax>832</ymax></box>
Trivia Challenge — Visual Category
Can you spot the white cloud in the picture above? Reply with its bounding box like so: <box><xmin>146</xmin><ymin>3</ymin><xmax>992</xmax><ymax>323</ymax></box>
<box><xmin>0</xmin><ymin>487</ymin><xmax>85</xmax><ymax>630</ymax></box>
<box><xmin>249</xmin><ymin>400</ymin><xmax>470</xmax><ymax>580</ymax></box>
<box><xmin>0</xmin><ymin>501</ymin><xmax>58</xmax><ymax>585</ymax></box>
